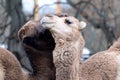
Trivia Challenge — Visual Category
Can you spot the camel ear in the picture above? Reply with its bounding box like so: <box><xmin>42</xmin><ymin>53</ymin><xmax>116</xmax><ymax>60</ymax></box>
<box><xmin>18</xmin><ymin>28</ymin><xmax>25</xmax><ymax>41</ymax></box>
<box><xmin>79</xmin><ymin>21</ymin><xmax>87</xmax><ymax>30</ymax></box>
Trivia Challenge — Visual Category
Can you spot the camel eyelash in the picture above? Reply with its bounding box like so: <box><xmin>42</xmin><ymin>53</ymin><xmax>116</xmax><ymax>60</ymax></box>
<box><xmin>65</xmin><ymin>19</ymin><xmax>72</xmax><ymax>24</ymax></box>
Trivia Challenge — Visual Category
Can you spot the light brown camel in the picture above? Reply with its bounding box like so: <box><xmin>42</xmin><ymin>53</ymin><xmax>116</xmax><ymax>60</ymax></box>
<box><xmin>40</xmin><ymin>14</ymin><xmax>86</xmax><ymax>80</ymax></box>
<box><xmin>80</xmin><ymin>38</ymin><xmax>120</xmax><ymax>80</ymax></box>
<box><xmin>40</xmin><ymin>14</ymin><xmax>120</xmax><ymax>80</ymax></box>
<box><xmin>0</xmin><ymin>20</ymin><xmax>56</xmax><ymax>80</ymax></box>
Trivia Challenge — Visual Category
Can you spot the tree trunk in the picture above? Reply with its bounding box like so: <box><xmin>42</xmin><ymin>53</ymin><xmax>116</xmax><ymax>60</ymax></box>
<box><xmin>5</xmin><ymin>0</ymin><xmax>32</xmax><ymax>72</ymax></box>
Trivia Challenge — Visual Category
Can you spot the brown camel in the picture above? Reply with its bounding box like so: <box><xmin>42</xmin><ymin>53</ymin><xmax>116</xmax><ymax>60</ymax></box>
<box><xmin>0</xmin><ymin>20</ymin><xmax>56</xmax><ymax>80</ymax></box>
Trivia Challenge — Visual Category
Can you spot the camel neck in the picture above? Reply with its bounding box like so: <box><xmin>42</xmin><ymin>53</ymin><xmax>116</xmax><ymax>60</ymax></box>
<box><xmin>25</xmin><ymin>46</ymin><xmax>55</xmax><ymax>80</ymax></box>
<box><xmin>53</xmin><ymin>35</ymin><xmax>85</xmax><ymax>80</ymax></box>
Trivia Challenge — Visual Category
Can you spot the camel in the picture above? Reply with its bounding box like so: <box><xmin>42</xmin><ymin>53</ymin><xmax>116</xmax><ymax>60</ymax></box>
<box><xmin>40</xmin><ymin>14</ymin><xmax>120</xmax><ymax>80</ymax></box>
<box><xmin>80</xmin><ymin>38</ymin><xmax>120</xmax><ymax>80</ymax></box>
<box><xmin>0</xmin><ymin>20</ymin><xmax>56</xmax><ymax>80</ymax></box>
<box><xmin>40</xmin><ymin>14</ymin><xmax>86</xmax><ymax>80</ymax></box>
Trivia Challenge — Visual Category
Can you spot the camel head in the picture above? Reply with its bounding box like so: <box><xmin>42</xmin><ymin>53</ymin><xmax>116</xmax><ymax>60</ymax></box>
<box><xmin>40</xmin><ymin>14</ymin><xmax>86</xmax><ymax>43</ymax></box>
<box><xmin>18</xmin><ymin>20</ymin><xmax>55</xmax><ymax>51</ymax></box>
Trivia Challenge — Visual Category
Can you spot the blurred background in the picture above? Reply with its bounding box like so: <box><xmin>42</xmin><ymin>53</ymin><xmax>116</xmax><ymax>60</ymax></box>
<box><xmin>0</xmin><ymin>0</ymin><xmax>120</xmax><ymax>71</ymax></box>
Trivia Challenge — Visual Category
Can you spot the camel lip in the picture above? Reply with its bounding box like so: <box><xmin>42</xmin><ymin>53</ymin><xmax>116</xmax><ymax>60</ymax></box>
<box><xmin>41</xmin><ymin>22</ymin><xmax>55</xmax><ymax>29</ymax></box>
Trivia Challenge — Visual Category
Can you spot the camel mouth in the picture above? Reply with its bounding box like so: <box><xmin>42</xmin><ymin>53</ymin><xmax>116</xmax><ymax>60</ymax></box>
<box><xmin>23</xmin><ymin>25</ymin><xmax>55</xmax><ymax>51</ymax></box>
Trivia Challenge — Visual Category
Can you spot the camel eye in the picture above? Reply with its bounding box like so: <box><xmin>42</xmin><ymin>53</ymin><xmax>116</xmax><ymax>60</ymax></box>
<box><xmin>65</xmin><ymin>19</ymin><xmax>72</xmax><ymax>24</ymax></box>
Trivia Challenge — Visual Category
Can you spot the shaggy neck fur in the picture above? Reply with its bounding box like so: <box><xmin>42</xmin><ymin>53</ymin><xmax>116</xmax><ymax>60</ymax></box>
<box><xmin>53</xmin><ymin>32</ymin><xmax>85</xmax><ymax>80</ymax></box>
<box><xmin>24</xmin><ymin>45</ymin><xmax>55</xmax><ymax>80</ymax></box>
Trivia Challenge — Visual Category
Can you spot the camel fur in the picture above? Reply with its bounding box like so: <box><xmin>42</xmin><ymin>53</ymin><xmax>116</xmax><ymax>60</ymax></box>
<box><xmin>40</xmin><ymin>14</ymin><xmax>120</xmax><ymax>80</ymax></box>
<box><xmin>80</xmin><ymin>38</ymin><xmax>120</xmax><ymax>80</ymax></box>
